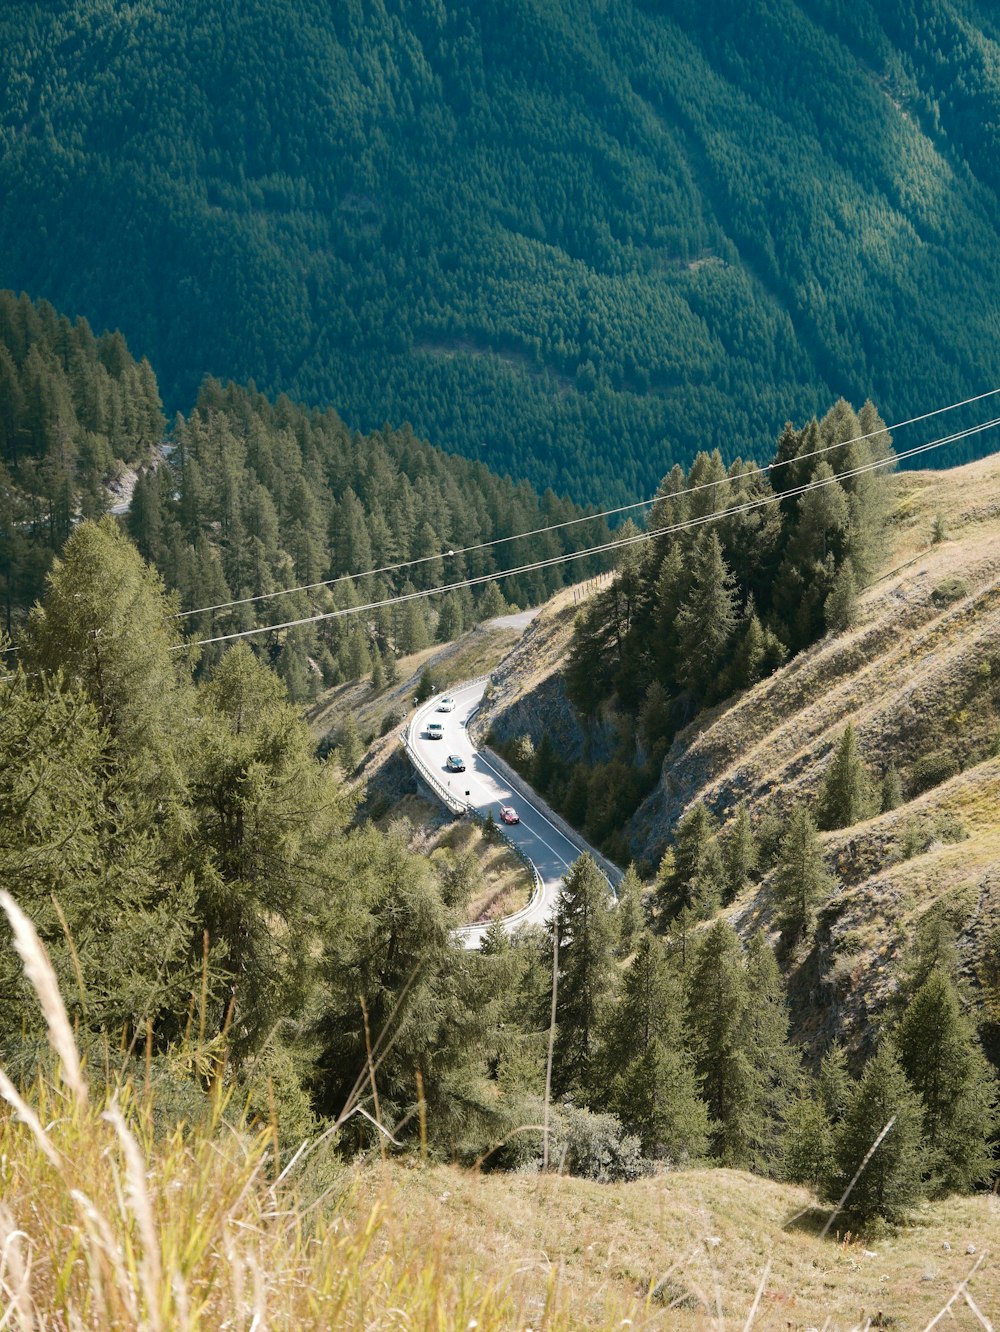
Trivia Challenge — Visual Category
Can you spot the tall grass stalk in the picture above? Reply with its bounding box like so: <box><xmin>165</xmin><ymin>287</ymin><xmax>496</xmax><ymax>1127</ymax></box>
<box><xmin>0</xmin><ymin>894</ymin><xmax>599</xmax><ymax>1328</ymax></box>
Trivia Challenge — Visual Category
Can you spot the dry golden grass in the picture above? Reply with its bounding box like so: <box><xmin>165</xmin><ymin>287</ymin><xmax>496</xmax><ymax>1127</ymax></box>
<box><xmin>348</xmin><ymin>1161</ymin><xmax>1000</xmax><ymax>1330</ymax></box>
<box><xmin>619</xmin><ymin>457</ymin><xmax>1000</xmax><ymax>858</ymax></box>
<box><xmin>2</xmin><ymin>889</ymin><xmax>998</xmax><ymax>1330</ymax></box>
<box><xmin>382</xmin><ymin>792</ymin><xmax>534</xmax><ymax>924</ymax></box>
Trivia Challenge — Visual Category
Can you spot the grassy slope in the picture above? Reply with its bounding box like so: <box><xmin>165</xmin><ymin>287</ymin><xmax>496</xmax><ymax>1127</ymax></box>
<box><xmin>621</xmin><ymin>454</ymin><xmax>1000</xmax><ymax>1047</ymax></box>
<box><xmin>473</xmin><ymin>454</ymin><xmax>1000</xmax><ymax>1052</ymax></box>
<box><xmin>6</xmin><ymin>1072</ymin><xmax>997</xmax><ymax>1329</ymax></box>
<box><xmin>356</xmin><ymin>1161</ymin><xmax>999</xmax><ymax>1329</ymax></box>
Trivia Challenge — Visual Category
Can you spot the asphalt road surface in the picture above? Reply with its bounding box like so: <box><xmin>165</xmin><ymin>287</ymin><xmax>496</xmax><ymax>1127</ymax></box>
<box><xmin>409</xmin><ymin>681</ymin><xmax>590</xmax><ymax>948</ymax></box>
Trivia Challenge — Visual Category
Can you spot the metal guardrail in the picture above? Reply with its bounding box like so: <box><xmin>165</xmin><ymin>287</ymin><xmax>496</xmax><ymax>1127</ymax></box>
<box><xmin>400</xmin><ymin>721</ymin><xmax>468</xmax><ymax>815</ymax></box>
<box><xmin>401</xmin><ymin>676</ymin><xmax>494</xmax><ymax>814</ymax></box>
<box><xmin>453</xmin><ymin>811</ymin><xmax>545</xmax><ymax>943</ymax></box>
<box><xmin>477</xmin><ymin>744</ymin><xmax>623</xmax><ymax>895</ymax></box>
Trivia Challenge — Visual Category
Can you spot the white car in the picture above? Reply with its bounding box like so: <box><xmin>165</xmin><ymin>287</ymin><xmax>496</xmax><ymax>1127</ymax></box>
<box><xmin>426</xmin><ymin>721</ymin><xmax>445</xmax><ymax>739</ymax></box>
<box><xmin>437</xmin><ymin>697</ymin><xmax>456</xmax><ymax>712</ymax></box>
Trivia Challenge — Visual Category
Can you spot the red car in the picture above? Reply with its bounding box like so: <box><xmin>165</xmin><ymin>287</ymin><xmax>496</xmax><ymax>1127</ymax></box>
<box><xmin>499</xmin><ymin>804</ymin><xmax>520</xmax><ymax>825</ymax></box>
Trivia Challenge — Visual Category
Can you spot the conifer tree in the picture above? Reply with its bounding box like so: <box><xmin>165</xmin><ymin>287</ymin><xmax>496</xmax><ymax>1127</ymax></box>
<box><xmin>773</xmin><ymin>805</ymin><xmax>833</xmax><ymax>936</ymax></box>
<box><xmin>313</xmin><ymin>822</ymin><xmax>462</xmax><ymax>1145</ymax></box>
<box><xmin>832</xmin><ymin>1041</ymin><xmax>927</xmax><ymax>1224</ymax></box>
<box><xmin>824</xmin><ymin>557</ymin><xmax>859</xmax><ymax>632</ymax></box>
<box><xmin>21</xmin><ymin>517</ymin><xmax>193</xmax><ymax>795</ymax></box>
<box><xmin>819</xmin><ymin>1042</ymin><xmax>853</xmax><ymax>1124</ymax></box>
<box><xmin>896</xmin><ymin>905</ymin><xmax>961</xmax><ymax>1009</ymax></box>
<box><xmin>782</xmin><ymin>1095</ymin><xmax>835</xmax><ymax>1190</ymax></box>
<box><xmin>479</xmin><ymin>580</ymin><xmax>509</xmax><ymax>620</ymax></box>
<box><xmin>605</xmin><ymin>932</ymin><xmax>676</xmax><ymax>1069</ymax></box>
<box><xmin>551</xmin><ymin>855</ymin><xmax>616</xmax><ymax>1103</ymax></box>
<box><xmin>614</xmin><ymin>864</ymin><xmax>645</xmax><ymax>957</ymax></box>
<box><xmin>783</xmin><ymin>1043</ymin><xmax>852</xmax><ymax>1188</ymax></box>
<box><xmin>880</xmin><ymin>764</ymin><xmax>903</xmax><ymax>812</ymax></box>
<box><xmin>744</xmin><ymin>933</ymin><xmax>800</xmax><ymax>1166</ymax></box>
<box><xmin>0</xmin><ymin>662</ymin><xmax>197</xmax><ymax>1054</ymax></box>
<box><xmin>721</xmin><ymin>803</ymin><xmax>757</xmax><ymax>904</ymax></box>
<box><xmin>370</xmin><ymin>648</ymin><xmax>386</xmax><ymax>693</ymax></box>
<box><xmin>817</xmin><ymin>724</ymin><xmax>875</xmax><ymax>830</ymax></box>
<box><xmin>660</xmin><ymin>803</ymin><xmax>723</xmax><ymax>921</ymax></box>
<box><xmin>338</xmin><ymin>713</ymin><xmax>364</xmax><ymax>774</ymax></box>
<box><xmin>686</xmin><ymin>921</ymin><xmax>753</xmax><ymax>1166</ymax></box>
<box><xmin>189</xmin><ymin>645</ymin><xmax>352</xmax><ymax>1058</ymax></box>
<box><xmin>675</xmin><ymin>530</ymin><xmax>739</xmax><ymax>699</ymax></box>
<box><xmin>532</xmin><ymin>730</ymin><xmax>560</xmax><ymax>795</ymax></box>
<box><xmin>650</xmin><ymin>543</ymin><xmax>686</xmax><ymax>684</ymax></box>
<box><xmin>612</xmin><ymin>1038</ymin><xmax>709</xmax><ymax>1163</ymax></box>
<box><xmin>896</xmin><ymin>969</ymin><xmax>997</xmax><ymax>1193</ymax></box>
<box><xmin>687</xmin><ymin>922</ymin><xmax>796</xmax><ymax>1171</ymax></box>
<box><xmin>606</xmin><ymin>933</ymin><xmax>709</xmax><ymax>1159</ymax></box>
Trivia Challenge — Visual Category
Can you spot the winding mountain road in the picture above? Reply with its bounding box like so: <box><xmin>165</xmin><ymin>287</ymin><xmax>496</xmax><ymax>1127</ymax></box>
<box><xmin>407</xmin><ymin>681</ymin><xmax>606</xmax><ymax>948</ymax></box>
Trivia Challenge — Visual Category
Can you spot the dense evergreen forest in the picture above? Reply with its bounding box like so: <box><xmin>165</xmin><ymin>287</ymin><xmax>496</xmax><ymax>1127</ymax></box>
<box><xmin>0</xmin><ymin>291</ymin><xmax>612</xmax><ymax>685</ymax></box>
<box><xmin>495</xmin><ymin>398</ymin><xmax>894</xmax><ymax>858</ymax></box>
<box><xmin>2</xmin><ymin>2</ymin><xmax>1000</xmax><ymax>500</ymax></box>
<box><xmin>2</xmin><ymin>521</ymin><xmax>996</xmax><ymax>1223</ymax></box>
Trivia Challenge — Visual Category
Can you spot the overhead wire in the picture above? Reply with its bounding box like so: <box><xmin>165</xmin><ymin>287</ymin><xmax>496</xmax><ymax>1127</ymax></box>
<box><xmin>4</xmin><ymin>389</ymin><xmax>999</xmax><ymax>675</ymax></box>
<box><xmin>170</xmin><ymin>411</ymin><xmax>1000</xmax><ymax>652</ymax></box>
<box><xmin>169</xmin><ymin>384</ymin><xmax>1000</xmax><ymax>622</ymax></box>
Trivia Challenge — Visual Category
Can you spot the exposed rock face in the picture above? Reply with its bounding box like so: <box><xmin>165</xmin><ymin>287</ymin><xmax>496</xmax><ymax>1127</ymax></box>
<box><xmin>473</xmin><ymin>592</ymin><xmax>619</xmax><ymax>765</ymax></box>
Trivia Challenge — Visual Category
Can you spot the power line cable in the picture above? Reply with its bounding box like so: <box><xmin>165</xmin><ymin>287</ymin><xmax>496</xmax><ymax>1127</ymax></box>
<box><xmin>172</xmin><ymin>413</ymin><xmax>1000</xmax><ymax>652</ymax></box>
<box><xmin>170</xmin><ymin>385</ymin><xmax>1000</xmax><ymax>621</ymax></box>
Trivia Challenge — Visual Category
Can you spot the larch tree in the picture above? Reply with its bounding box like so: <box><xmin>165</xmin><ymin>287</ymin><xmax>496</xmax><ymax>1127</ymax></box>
<box><xmin>187</xmin><ymin>644</ymin><xmax>353</xmax><ymax>1059</ymax></box>
<box><xmin>551</xmin><ymin>855</ymin><xmax>616</xmax><ymax>1103</ymax></box>
<box><xmin>614</xmin><ymin>864</ymin><xmax>646</xmax><ymax>957</ymax></box>
<box><xmin>21</xmin><ymin>517</ymin><xmax>194</xmax><ymax>798</ymax></box>
<box><xmin>832</xmin><ymin>1041</ymin><xmax>927</xmax><ymax>1225</ymax></box>
<box><xmin>721</xmin><ymin>802</ymin><xmax>757</xmax><ymax>904</ymax></box>
<box><xmin>0</xmin><ymin>662</ymin><xmax>197</xmax><ymax>1063</ymax></box>
<box><xmin>606</xmin><ymin>932</ymin><xmax>708</xmax><ymax>1161</ymax></box>
<box><xmin>773</xmin><ymin>805</ymin><xmax>833</xmax><ymax>936</ymax></box>
<box><xmin>686</xmin><ymin>920</ymin><xmax>756</xmax><ymax>1167</ymax></box>
<box><xmin>817</xmin><ymin>723</ymin><xmax>875</xmax><ymax>830</ymax></box>
<box><xmin>675</xmin><ymin>530</ymin><xmax>740</xmax><ymax>700</ymax></box>
<box><xmin>896</xmin><ymin>969</ymin><xmax>997</xmax><ymax>1194</ymax></box>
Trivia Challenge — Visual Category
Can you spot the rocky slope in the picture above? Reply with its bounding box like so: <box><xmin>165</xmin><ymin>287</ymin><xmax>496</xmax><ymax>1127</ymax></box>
<box><xmin>478</xmin><ymin>454</ymin><xmax>1000</xmax><ymax>1053</ymax></box>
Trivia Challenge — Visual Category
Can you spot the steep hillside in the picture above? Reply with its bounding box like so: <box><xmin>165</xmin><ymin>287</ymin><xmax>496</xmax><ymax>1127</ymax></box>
<box><xmin>629</xmin><ymin>454</ymin><xmax>1000</xmax><ymax>856</ymax></box>
<box><xmin>476</xmin><ymin>453</ymin><xmax>1000</xmax><ymax>1055</ymax></box>
<box><xmin>3</xmin><ymin>2</ymin><xmax>1000</xmax><ymax>498</ymax></box>
<box><xmin>355</xmin><ymin>1161</ymin><xmax>1000</xmax><ymax>1328</ymax></box>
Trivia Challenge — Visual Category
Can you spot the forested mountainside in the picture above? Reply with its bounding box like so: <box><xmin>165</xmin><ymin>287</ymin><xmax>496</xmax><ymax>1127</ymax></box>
<box><xmin>480</xmin><ymin>445</ymin><xmax>1000</xmax><ymax>1058</ymax></box>
<box><xmin>0</xmin><ymin>291</ymin><xmax>611</xmax><ymax>683</ymax></box>
<box><xmin>3</xmin><ymin>504</ymin><xmax>997</xmax><ymax>1229</ymax></box>
<box><xmin>2</xmin><ymin>2</ymin><xmax>1000</xmax><ymax>500</ymax></box>
<box><xmin>490</xmin><ymin>397</ymin><xmax>896</xmax><ymax>857</ymax></box>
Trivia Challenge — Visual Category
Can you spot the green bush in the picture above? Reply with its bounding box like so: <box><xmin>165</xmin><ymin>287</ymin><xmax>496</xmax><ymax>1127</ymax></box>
<box><xmin>930</xmin><ymin>577</ymin><xmax>969</xmax><ymax>606</ymax></box>
<box><xmin>550</xmin><ymin>1106</ymin><xmax>652</xmax><ymax>1183</ymax></box>
<box><xmin>908</xmin><ymin>749</ymin><xmax>960</xmax><ymax>796</ymax></box>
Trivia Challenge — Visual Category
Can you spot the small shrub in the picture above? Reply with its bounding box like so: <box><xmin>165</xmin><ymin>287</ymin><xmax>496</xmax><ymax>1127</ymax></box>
<box><xmin>413</xmin><ymin>667</ymin><xmax>439</xmax><ymax>705</ymax></box>
<box><xmin>379</xmin><ymin>710</ymin><xmax>402</xmax><ymax>738</ymax></box>
<box><xmin>930</xmin><ymin>576</ymin><xmax>968</xmax><ymax>606</ymax></box>
<box><xmin>837</xmin><ymin>930</ymin><xmax>864</xmax><ymax>956</ymax></box>
<box><xmin>899</xmin><ymin>817</ymin><xmax>927</xmax><ymax>861</ymax></box>
<box><xmin>549</xmin><ymin>1106</ymin><xmax>651</xmax><ymax>1183</ymax></box>
<box><xmin>908</xmin><ymin>749</ymin><xmax>959</xmax><ymax>796</ymax></box>
<box><xmin>930</xmin><ymin>811</ymin><xmax>967</xmax><ymax>844</ymax></box>
<box><xmin>511</xmin><ymin>733</ymin><xmax>535</xmax><ymax>770</ymax></box>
